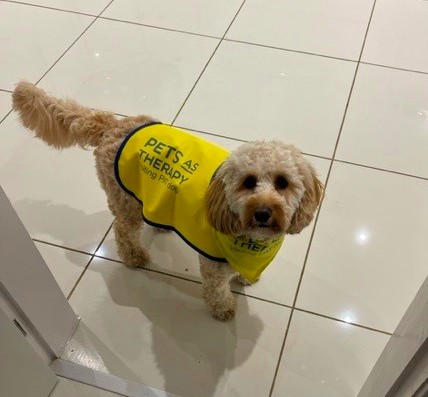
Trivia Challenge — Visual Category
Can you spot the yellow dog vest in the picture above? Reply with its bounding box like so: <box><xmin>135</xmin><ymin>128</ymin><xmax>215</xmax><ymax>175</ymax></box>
<box><xmin>114</xmin><ymin>123</ymin><xmax>284</xmax><ymax>282</ymax></box>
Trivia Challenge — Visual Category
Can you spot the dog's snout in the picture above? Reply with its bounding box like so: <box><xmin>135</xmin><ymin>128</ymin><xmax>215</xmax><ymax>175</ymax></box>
<box><xmin>254</xmin><ymin>208</ymin><xmax>272</xmax><ymax>223</ymax></box>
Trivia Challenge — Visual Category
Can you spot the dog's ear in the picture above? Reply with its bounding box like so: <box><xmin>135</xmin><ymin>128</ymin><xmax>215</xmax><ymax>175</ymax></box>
<box><xmin>287</xmin><ymin>165</ymin><xmax>324</xmax><ymax>235</ymax></box>
<box><xmin>205</xmin><ymin>175</ymin><xmax>241</xmax><ymax>235</ymax></box>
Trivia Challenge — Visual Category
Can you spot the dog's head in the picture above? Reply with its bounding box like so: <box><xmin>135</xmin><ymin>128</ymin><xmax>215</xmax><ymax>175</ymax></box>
<box><xmin>205</xmin><ymin>141</ymin><xmax>324</xmax><ymax>241</ymax></box>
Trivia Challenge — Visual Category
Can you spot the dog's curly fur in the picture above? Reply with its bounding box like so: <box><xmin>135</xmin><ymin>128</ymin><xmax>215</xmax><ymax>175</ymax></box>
<box><xmin>12</xmin><ymin>81</ymin><xmax>324</xmax><ymax>321</ymax></box>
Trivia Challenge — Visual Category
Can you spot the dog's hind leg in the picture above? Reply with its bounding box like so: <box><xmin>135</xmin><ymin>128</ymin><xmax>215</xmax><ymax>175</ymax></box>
<box><xmin>113</xmin><ymin>200</ymin><xmax>149</xmax><ymax>268</ymax></box>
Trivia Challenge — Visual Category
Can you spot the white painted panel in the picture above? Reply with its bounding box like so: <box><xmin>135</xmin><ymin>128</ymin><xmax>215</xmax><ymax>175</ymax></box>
<box><xmin>0</xmin><ymin>185</ymin><xmax>79</xmax><ymax>356</ymax></box>
<box><xmin>0</xmin><ymin>306</ymin><xmax>57</xmax><ymax>397</ymax></box>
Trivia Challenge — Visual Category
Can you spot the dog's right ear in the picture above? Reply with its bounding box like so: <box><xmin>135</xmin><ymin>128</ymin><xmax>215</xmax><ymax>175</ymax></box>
<box><xmin>205</xmin><ymin>175</ymin><xmax>241</xmax><ymax>236</ymax></box>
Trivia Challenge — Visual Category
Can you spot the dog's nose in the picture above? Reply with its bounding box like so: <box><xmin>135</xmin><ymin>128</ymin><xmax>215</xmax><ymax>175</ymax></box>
<box><xmin>254</xmin><ymin>208</ymin><xmax>272</xmax><ymax>223</ymax></box>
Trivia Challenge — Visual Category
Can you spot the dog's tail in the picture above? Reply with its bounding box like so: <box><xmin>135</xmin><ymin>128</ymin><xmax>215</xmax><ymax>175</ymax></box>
<box><xmin>12</xmin><ymin>81</ymin><xmax>117</xmax><ymax>149</ymax></box>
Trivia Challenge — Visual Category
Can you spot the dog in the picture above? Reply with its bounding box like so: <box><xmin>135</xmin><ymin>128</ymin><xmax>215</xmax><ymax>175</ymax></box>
<box><xmin>12</xmin><ymin>82</ymin><xmax>323</xmax><ymax>321</ymax></box>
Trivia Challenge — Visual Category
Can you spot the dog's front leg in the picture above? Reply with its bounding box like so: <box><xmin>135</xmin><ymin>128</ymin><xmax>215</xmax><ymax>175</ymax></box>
<box><xmin>199</xmin><ymin>256</ymin><xmax>239</xmax><ymax>321</ymax></box>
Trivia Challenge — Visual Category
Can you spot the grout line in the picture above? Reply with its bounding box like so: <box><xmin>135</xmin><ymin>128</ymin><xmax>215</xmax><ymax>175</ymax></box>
<box><xmin>114</xmin><ymin>112</ymin><xmax>129</xmax><ymax>118</ymax></box>
<box><xmin>268</xmin><ymin>308</ymin><xmax>296</xmax><ymax>396</ymax></box>
<box><xmin>171</xmin><ymin>0</ymin><xmax>249</xmax><ymax>125</ymax></box>
<box><xmin>0</xmin><ymin>109</ymin><xmax>13</xmax><ymax>125</ymax></box>
<box><xmin>99</xmin><ymin>16</ymin><xmax>220</xmax><ymax>40</ymax></box>
<box><xmin>326</xmin><ymin>1</ymin><xmax>378</xmax><ymax>163</ymax></box>
<box><xmin>3</xmin><ymin>94</ymin><xmax>426</xmax><ymax>183</ymax></box>
<box><xmin>360</xmin><ymin>61</ymin><xmax>428</xmax><ymax>76</ymax></box>
<box><xmin>34</xmin><ymin>239</ymin><xmax>97</xmax><ymax>256</ymax></box>
<box><xmin>66</xmin><ymin>222</ymin><xmax>114</xmax><ymax>300</ymax></box>
<box><xmin>295</xmin><ymin>307</ymin><xmax>393</xmax><ymax>336</ymax></box>
<box><xmin>334</xmin><ymin>159</ymin><xmax>428</xmax><ymax>182</ymax></box>
<box><xmin>224</xmin><ymin>38</ymin><xmax>357</xmax><ymax>63</ymax></box>
<box><xmin>113</xmin><ymin>112</ymin><xmax>426</xmax><ymax>181</ymax></box>
<box><xmin>3</xmin><ymin>1</ymin><xmax>427</xmax><ymax>78</ymax></box>
<box><xmin>35</xmin><ymin>0</ymin><xmax>117</xmax><ymax>86</ymax></box>
<box><xmin>93</xmin><ymin>253</ymin><xmax>392</xmax><ymax>335</ymax></box>
<box><xmin>268</xmin><ymin>1</ymin><xmax>379</xmax><ymax>396</ymax></box>
<box><xmin>32</xmin><ymin>239</ymin><xmax>94</xmax><ymax>257</ymax></box>
<box><xmin>291</xmin><ymin>0</ymin><xmax>380</xmax><ymax>312</ymax></box>
<box><xmin>183</xmin><ymin>121</ymin><xmax>428</xmax><ymax>180</ymax></box>
<box><xmin>1</xmin><ymin>0</ymin><xmax>97</xmax><ymax>17</ymax></box>
<box><xmin>47</xmin><ymin>379</ymin><xmax>60</xmax><ymax>397</ymax></box>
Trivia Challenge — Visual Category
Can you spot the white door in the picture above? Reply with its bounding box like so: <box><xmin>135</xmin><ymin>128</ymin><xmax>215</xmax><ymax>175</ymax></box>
<box><xmin>0</xmin><ymin>184</ymin><xmax>78</xmax><ymax>357</ymax></box>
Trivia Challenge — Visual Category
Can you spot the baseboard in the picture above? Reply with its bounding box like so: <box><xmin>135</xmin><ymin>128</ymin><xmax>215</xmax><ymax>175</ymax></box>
<box><xmin>51</xmin><ymin>359</ymin><xmax>181</xmax><ymax>397</ymax></box>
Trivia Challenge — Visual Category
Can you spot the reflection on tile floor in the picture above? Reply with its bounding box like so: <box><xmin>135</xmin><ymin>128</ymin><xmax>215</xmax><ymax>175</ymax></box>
<box><xmin>1</xmin><ymin>0</ymin><xmax>427</xmax><ymax>396</ymax></box>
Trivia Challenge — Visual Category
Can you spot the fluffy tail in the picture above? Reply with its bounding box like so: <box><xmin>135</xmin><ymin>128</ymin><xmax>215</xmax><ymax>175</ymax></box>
<box><xmin>12</xmin><ymin>81</ymin><xmax>117</xmax><ymax>149</ymax></box>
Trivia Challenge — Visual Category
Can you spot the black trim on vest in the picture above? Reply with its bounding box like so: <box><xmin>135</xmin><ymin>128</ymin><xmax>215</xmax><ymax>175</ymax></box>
<box><xmin>114</xmin><ymin>122</ymin><xmax>228</xmax><ymax>264</ymax></box>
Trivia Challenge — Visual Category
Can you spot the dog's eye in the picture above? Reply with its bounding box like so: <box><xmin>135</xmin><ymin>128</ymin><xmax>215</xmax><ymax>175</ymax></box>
<box><xmin>275</xmin><ymin>175</ymin><xmax>288</xmax><ymax>190</ymax></box>
<box><xmin>242</xmin><ymin>175</ymin><xmax>257</xmax><ymax>189</ymax></box>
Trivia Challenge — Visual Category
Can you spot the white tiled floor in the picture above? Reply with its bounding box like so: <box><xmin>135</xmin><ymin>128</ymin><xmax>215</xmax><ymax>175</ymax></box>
<box><xmin>226</xmin><ymin>0</ymin><xmax>375</xmax><ymax>60</ymax></box>
<box><xmin>1</xmin><ymin>1</ymin><xmax>427</xmax><ymax>397</ymax></box>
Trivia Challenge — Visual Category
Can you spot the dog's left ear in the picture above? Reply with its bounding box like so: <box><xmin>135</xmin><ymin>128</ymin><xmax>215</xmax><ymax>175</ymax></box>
<box><xmin>205</xmin><ymin>174</ymin><xmax>241</xmax><ymax>236</ymax></box>
<box><xmin>287</xmin><ymin>164</ymin><xmax>324</xmax><ymax>235</ymax></box>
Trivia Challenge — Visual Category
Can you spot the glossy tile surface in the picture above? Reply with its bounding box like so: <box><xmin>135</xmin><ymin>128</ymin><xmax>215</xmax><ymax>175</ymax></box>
<box><xmin>41</xmin><ymin>19</ymin><xmax>219</xmax><ymax>121</ymax></box>
<box><xmin>12</xmin><ymin>0</ymin><xmax>111</xmax><ymax>15</ymax></box>
<box><xmin>337</xmin><ymin>64</ymin><xmax>428</xmax><ymax>178</ymax></box>
<box><xmin>0</xmin><ymin>114</ymin><xmax>113</xmax><ymax>253</ymax></box>
<box><xmin>70</xmin><ymin>257</ymin><xmax>291</xmax><ymax>397</ymax></box>
<box><xmin>297</xmin><ymin>162</ymin><xmax>428</xmax><ymax>333</ymax></box>
<box><xmin>2</xmin><ymin>1</ymin><xmax>427</xmax><ymax>395</ymax></box>
<box><xmin>176</xmin><ymin>41</ymin><xmax>356</xmax><ymax>157</ymax></box>
<box><xmin>362</xmin><ymin>0</ymin><xmax>428</xmax><ymax>73</ymax></box>
<box><xmin>103</xmin><ymin>0</ymin><xmax>243</xmax><ymax>36</ymax></box>
<box><xmin>0</xmin><ymin>1</ymin><xmax>92</xmax><ymax>90</ymax></box>
<box><xmin>271</xmin><ymin>311</ymin><xmax>389</xmax><ymax>397</ymax></box>
<box><xmin>227</xmin><ymin>0</ymin><xmax>374</xmax><ymax>60</ymax></box>
<box><xmin>35</xmin><ymin>242</ymin><xmax>90</xmax><ymax>297</ymax></box>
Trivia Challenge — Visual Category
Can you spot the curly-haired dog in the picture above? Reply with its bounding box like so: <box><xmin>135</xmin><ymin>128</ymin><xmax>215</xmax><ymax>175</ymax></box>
<box><xmin>12</xmin><ymin>82</ymin><xmax>323</xmax><ymax>321</ymax></box>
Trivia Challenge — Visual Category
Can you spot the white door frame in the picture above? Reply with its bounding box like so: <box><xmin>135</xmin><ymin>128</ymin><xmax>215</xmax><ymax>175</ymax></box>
<box><xmin>0</xmin><ymin>184</ymin><xmax>79</xmax><ymax>358</ymax></box>
<box><xmin>358</xmin><ymin>274</ymin><xmax>428</xmax><ymax>396</ymax></box>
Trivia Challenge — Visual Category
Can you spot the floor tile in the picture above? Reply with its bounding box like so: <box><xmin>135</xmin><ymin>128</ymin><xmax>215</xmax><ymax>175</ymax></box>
<box><xmin>0</xmin><ymin>2</ymin><xmax>93</xmax><ymax>91</ymax></box>
<box><xmin>40</xmin><ymin>18</ymin><xmax>219</xmax><ymax>122</ymax></box>
<box><xmin>362</xmin><ymin>0</ymin><xmax>428</xmax><ymax>73</ymax></box>
<box><xmin>176</xmin><ymin>41</ymin><xmax>356</xmax><ymax>158</ymax></box>
<box><xmin>0</xmin><ymin>113</ymin><xmax>113</xmax><ymax>253</ymax></box>
<box><xmin>337</xmin><ymin>64</ymin><xmax>428</xmax><ymax>178</ymax></box>
<box><xmin>271</xmin><ymin>311</ymin><xmax>389</xmax><ymax>397</ymax></box>
<box><xmin>102</xmin><ymin>0</ymin><xmax>243</xmax><ymax>37</ymax></box>
<box><xmin>51</xmin><ymin>378</ymin><xmax>122</xmax><ymax>397</ymax></box>
<box><xmin>35</xmin><ymin>242</ymin><xmax>90</xmax><ymax>297</ymax></box>
<box><xmin>297</xmin><ymin>162</ymin><xmax>428</xmax><ymax>333</ymax></box>
<box><xmin>226</xmin><ymin>0</ymin><xmax>374</xmax><ymax>60</ymax></box>
<box><xmin>12</xmin><ymin>0</ymin><xmax>110</xmax><ymax>15</ymax></box>
<box><xmin>0</xmin><ymin>92</ymin><xmax>12</xmax><ymax>121</ymax></box>
<box><xmin>69</xmin><ymin>257</ymin><xmax>291</xmax><ymax>397</ymax></box>
<box><xmin>96</xmin><ymin>131</ymin><xmax>330</xmax><ymax>306</ymax></box>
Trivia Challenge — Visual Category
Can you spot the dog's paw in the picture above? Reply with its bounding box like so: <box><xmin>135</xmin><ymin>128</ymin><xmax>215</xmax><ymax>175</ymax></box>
<box><xmin>122</xmin><ymin>247</ymin><xmax>149</xmax><ymax>268</ymax></box>
<box><xmin>210</xmin><ymin>297</ymin><xmax>237</xmax><ymax>321</ymax></box>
